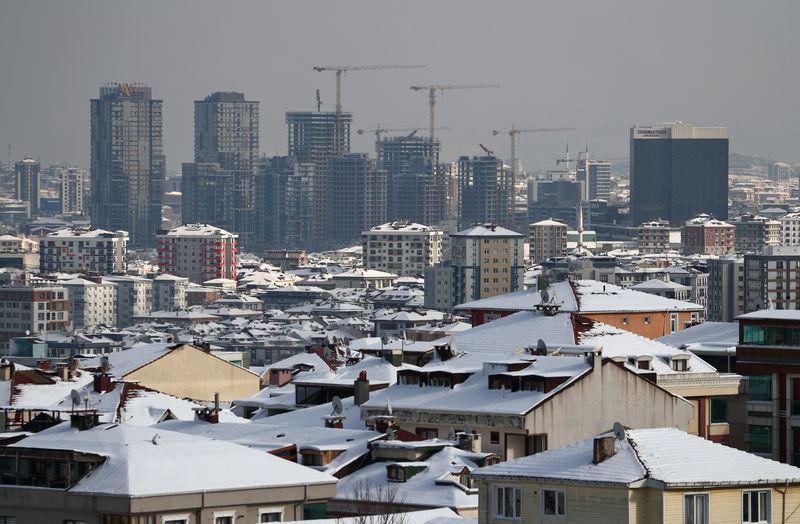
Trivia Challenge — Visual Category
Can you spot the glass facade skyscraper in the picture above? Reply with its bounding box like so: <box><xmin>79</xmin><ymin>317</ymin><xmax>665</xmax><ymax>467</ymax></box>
<box><xmin>630</xmin><ymin>123</ymin><xmax>728</xmax><ymax>226</ymax></box>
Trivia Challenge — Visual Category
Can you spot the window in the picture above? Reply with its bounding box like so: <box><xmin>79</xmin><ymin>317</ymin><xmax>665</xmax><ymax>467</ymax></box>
<box><xmin>494</xmin><ymin>486</ymin><xmax>521</xmax><ymax>519</ymax></box>
<box><xmin>684</xmin><ymin>493</ymin><xmax>709</xmax><ymax>524</ymax></box>
<box><xmin>542</xmin><ymin>489</ymin><xmax>566</xmax><ymax>517</ymax></box>
<box><xmin>622</xmin><ymin>316</ymin><xmax>629</xmax><ymax>325</ymax></box>
<box><xmin>490</xmin><ymin>431</ymin><xmax>500</xmax><ymax>444</ymax></box>
<box><xmin>259</xmin><ymin>507</ymin><xmax>284</xmax><ymax>522</ymax></box>
<box><xmin>64</xmin><ymin>521</ymin><xmax>86</xmax><ymax>524</ymax></box>
<box><xmin>743</xmin><ymin>490</ymin><xmax>771</xmax><ymax>523</ymax></box>
<box><xmin>671</xmin><ymin>313</ymin><xmax>679</xmax><ymax>333</ymax></box>
<box><xmin>162</xmin><ymin>516</ymin><xmax>189</xmax><ymax>524</ymax></box>
<box><xmin>0</xmin><ymin>519</ymin><xmax>16</xmax><ymax>524</ymax></box>
<box><xmin>710</xmin><ymin>397</ymin><xmax>728</xmax><ymax>424</ymax></box>
<box><xmin>749</xmin><ymin>375</ymin><xmax>773</xmax><ymax>401</ymax></box>
<box><xmin>214</xmin><ymin>518</ymin><xmax>233</xmax><ymax>524</ymax></box>
<box><xmin>644</xmin><ymin>316</ymin><xmax>651</xmax><ymax>325</ymax></box>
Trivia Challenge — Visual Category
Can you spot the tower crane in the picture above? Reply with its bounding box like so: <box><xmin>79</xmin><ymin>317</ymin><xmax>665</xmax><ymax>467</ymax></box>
<box><xmin>313</xmin><ymin>64</ymin><xmax>426</xmax><ymax>156</ymax></box>
<box><xmin>493</xmin><ymin>126</ymin><xmax>575</xmax><ymax>181</ymax></box>
<box><xmin>493</xmin><ymin>126</ymin><xmax>574</xmax><ymax>230</ymax></box>
<box><xmin>410</xmin><ymin>84</ymin><xmax>500</xmax><ymax>161</ymax></box>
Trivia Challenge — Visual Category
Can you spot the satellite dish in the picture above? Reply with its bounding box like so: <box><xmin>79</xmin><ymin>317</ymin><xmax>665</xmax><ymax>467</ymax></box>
<box><xmin>447</xmin><ymin>427</ymin><xmax>456</xmax><ymax>441</ymax></box>
<box><xmin>25</xmin><ymin>330</ymin><xmax>30</xmax><ymax>336</ymax></box>
<box><xmin>613</xmin><ymin>422</ymin><xmax>626</xmax><ymax>441</ymax></box>
<box><xmin>386</xmin><ymin>398</ymin><xmax>393</xmax><ymax>416</ymax></box>
<box><xmin>331</xmin><ymin>396</ymin><xmax>343</xmax><ymax>416</ymax></box>
<box><xmin>70</xmin><ymin>389</ymin><xmax>81</xmax><ymax>408</ymax></box>
<box><xmin>539</xmin><ymin>289</ymin><xmax>550</xmax><ymax>304</ymax></box>
<box><xmin>151</xmin><ymin>433</ymin><xmax>161</xmax><ymax>445</ymax></box>
<box><xmin>537</xmin><ymin>339</ymin><xmax>547</xmax><ymax>354</ymax></box>
<box><xmin>100</xmin><ymin>356</ymin><xmax>112</xmax><ymax>373</ymax></box>
<box><xmin>68</xmin><ymin>358</ymin><xmax>80</xmax><ymax>372</ymax></box>
<box><xmin>387</xmin><ymin>427</ymin><xmax>396</xmax><ymax>441</ymax></box>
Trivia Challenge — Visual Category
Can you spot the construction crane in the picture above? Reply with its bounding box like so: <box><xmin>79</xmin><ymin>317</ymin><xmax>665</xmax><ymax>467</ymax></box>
<box><xmin>314</xmin><ymin>64</ymin><xmax>425</xmax><ymax>156</ymax></box>
<box><xmin>410</xmin><ymin>84</ymin><xmax>500</xmax><ymax>160</ymax></box>
<box><xmin>493</xmin><ymin>126</ymin><xmax>575</xmax><ymax>181</ymax></box>
<box><xmin>493</xmin><ymin>126</ymin><xmax>574</xmax><ymax>230</ymax></box>
<box><xmin>479</xmin><ymin>143</ymin><xmax>494</xmax><ymax>156</ymax></box>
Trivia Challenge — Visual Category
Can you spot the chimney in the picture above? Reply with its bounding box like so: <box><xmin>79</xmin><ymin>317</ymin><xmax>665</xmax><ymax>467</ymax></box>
<box><xmin>0</xmin><ymin>361</ymin><xmax>12</xmax><ymax>381</ymax></box>
<box><xmin>324</xmin><ymin>416</ymin><xmax>344</xmax><ymax>429</ymax></box>
<box><xmin>58</xmin><ymin>365</ymin><xmax>70</xmax><ymax>382</ymax></box>
<box><xmin>70</xmin><ymin>412</ymin><xmax>99</xmax><ymax>431</ymax></box>
<box><xmin>354</xmin><ymin>370</ymin><xmax>370</xmax><ymax>406</ymax></box>
<box><xmin>457</xmin><ymin>432</ymin><xmax>482</xmax><ymax>453</ymax></box>
<box><xmin>592</xmin><ymin>436</ymin><xmax>616</xmax><ymax>464</ymax></box>
<box><xmin>93</xmin><ymin>374</ymin><xmax>114</xmax><ymax>394</ymax></box>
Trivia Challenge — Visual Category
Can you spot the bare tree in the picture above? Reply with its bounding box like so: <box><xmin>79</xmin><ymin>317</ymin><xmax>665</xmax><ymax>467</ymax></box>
<box><xmin>335</xmin><ymin>480</ymin><xmax>410</xmax><ymax>524</ymax></box>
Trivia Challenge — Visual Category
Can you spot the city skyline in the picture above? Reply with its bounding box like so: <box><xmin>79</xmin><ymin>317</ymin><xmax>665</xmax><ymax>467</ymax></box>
<box><xmin>1</xmin><ymin>1</ymin><xmax>799</xmax><ymax>172</ymax></box>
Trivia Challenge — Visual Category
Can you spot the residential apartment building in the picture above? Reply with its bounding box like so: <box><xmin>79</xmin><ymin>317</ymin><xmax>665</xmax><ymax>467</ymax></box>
<box><xmin>425</xmin><ymin>224</ymin><xmax>524</xmax><ymax>310</ymax></box>
<box><xmin>769</xmin><ymin>161</ymin><xmax>792</xmax><ymax>181</ymax></box>
<box><xmin>61</xmin><ymin>278</ymin><xmax>117</xmax><ymax>329</ymax></box>
<box><xmin>780</xmin><ymin>212</ymin><xmax>800</xmax><ymax>246</ymax></box>
<box><xmin>153</xmin><ymin>273</ymin><xmax>189</xmax><ymax>312</ymax></box>
<box><xmin>458</xmin><ymin>155</ymin><xmax>514</xmax><ymax>231</ymax></box>
<box><xmin>0</xmin><ymin>234</ymin><xmax>39</xmax><ymax>272</ymax></box>
<box><xmin>328</xmin><ymin>153</ymin><xmax>387</xmax><ymax>243</ymax></box>
<box><xmin>528</xmin><ymin>219</ymin><xmax>568</xmax><ymax>262</ymax></box>
<box><xmin>255</xmin><ymin>156</ymin><xmax>315</xmax><ymax>248</ymax></box>
<box><xmin>157</xmin><ymin>224</ymin><xmax>238</xmax><ymax>284</ymax></box>
<box><xmin>14</xmin><ymin>158</ymin><xmax>40</xmax><ymax>217</ymax></box>
<box><xmin>91</xmin><ymin>83</ymin><xmax>164</xmax><ymax>248</ymax></box>
<box><xmin>736</xmin><ymin>310</ymin><xmax>800</xmax><ymax>464</ymax></box>
<box><xmin>682</xmin><ymin>214</ymin><xmax>735</xmax><ymax>255</ymax></box>
<box><xmin>379</xmin><ymin>135</ymin><xmax>444</xmax><ymax>226</ymax></box>
<box><xmin>744</xmin><ymin>247</ymin><xmax>800</xmax><ymax>312</ymax></box>
<box><xmin>182</xmin><ymin>92</ymin><xmax>259</xmax><ymax>246</ymax></box>
<box><xmin>39</xmin><ymin>228</ymin><xmax>128</xmax><ymax>274</ymax></box>
<box><xmin>707</xmin><ymin>256</ymin><xmax>745</xmax><ymax>322</ymax></box>
<box><xmin>630</xmin><ymin>122</ymin><xmax>728</xmax><ymax>225</ymax></box>
<box><xmin>286</xmin><ymin>111</ymin><xmax>353</xmax><ymax>242</ymax></box>
<box><xmin>362</xmin><ymin>221</ymin><xmax>443</xmax><ymax>277</ymax></box>
<box><xmin>60</xmin><ymin>167</ymin><xmax>88</xmax><ymax>215</ymax></box>
<box><xmin>576</xmin><ymin>158</ymin><xmax>611</xmax><ymax>201</ymax></box>
<box><xmin>0</xmin><ymin>286</ymin><xmax>69</xmax><ymax>349</ymax></box>
<box><xmin>733</xmin><ymin>214</ymin><xmax>781</xmax><ymax>253</ymax></box>
<box><xmin>103</xmin><ymin>275</ymin><xmax>152</xmax><ymax>327</ymax></box>
<box><xmin>637</xmin><ymin>220</ymin><xmax>681</xmax><ymax>254</ymax></box>
<box><xmin>473</xmin><ymin>427</ymin><xmax>800</xmax><ymax>524</ymax></box>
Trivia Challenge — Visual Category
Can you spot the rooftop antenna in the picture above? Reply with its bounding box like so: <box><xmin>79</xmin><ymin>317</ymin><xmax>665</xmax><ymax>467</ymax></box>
<box><xmin>84</xmin><ymin>390</ymin><xmax>92</xmax><ymax>411</ymax></box>
<box><xmin>70</xmin><ymin>389</ymin><xmax>81</xmax><ymax>411</ymax></box>
<box><xmin>613</xmin><ymin>421</ymin><xmax>626</xmax><ymax>441</ymax></box>
<box><xmin>447</xmin><ymin>426</ymin><xmax>456</xmax><ymax>441</ymax></box>
<box><xmin>331</xmin><ymin>396</ymin><xmax>343</xmax><ymax>416</ymax></box>
<box><xmin>386</xmin><ymin>397</ymin><xmax>393</xmax><ymax>416</ymax></box>
<box><xmin>316</xmin><ymin>89</ymin><xmax>322</xmax><ymax>112</ymax></box>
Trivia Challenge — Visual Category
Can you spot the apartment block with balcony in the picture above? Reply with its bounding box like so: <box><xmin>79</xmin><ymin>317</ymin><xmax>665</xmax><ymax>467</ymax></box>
<box><xmin>744</xmin><ymin>247</ymin><xmax>800</xmax><ymax>312</ymax></box>
<box><xmin>362</xmin><ymin>220</ymin><xmax>443</xmax><ymax>277</ymax></box>
<box><xmin>156</xmin><ymin>224</ymin><xmax>237</xmax><ymax>284</ymax></box>
<box><xmin>0</xmin><ymin>287</ymin><xmax>69</xmax><ymax>350</ymax></box>
<box><xmin>735</xmin><ymin>310</ymin><xmax>800</xmax><ymax>465</ymax></box>
<box><xmin>39</xmin><ymin>228</ymin><xmax>128</xmax><ymax>274</ymax></box>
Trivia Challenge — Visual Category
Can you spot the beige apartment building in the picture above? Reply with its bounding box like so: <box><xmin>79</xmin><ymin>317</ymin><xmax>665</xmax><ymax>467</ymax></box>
<box><xmin>528</xmin><ymin>219</ymin><xmax>567</xmax><ymax>262</ymax></box>
<box><xmin>362</xmin><ymin>220</ymin><xmax>443</xmax><ymax>277</ymax></box>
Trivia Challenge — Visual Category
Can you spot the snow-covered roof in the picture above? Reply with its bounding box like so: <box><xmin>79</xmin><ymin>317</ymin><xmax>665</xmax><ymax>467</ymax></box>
<box><xmin>368</xmin><ymin>221</ymin><xmax>438</xmax><ymax>233</ymax></box>
<box><xmin>455</xmin><ymin>281</ymin><xmax>577</xmax><ymax>312</ymax></box>
<box><xmin>452</xmin><ymin>225</ymin><xmax>523</xmax><ymax>237</ymax></box>
<box><xmin>335</xmin><ymin>445</ymin><xmax>487</xmax><ymax>510</ymax></box>
<box><xmin>159</xmin><ymin>223</ymin><xmax>236</xmax><ymax>238</ymax></box>
<box><xmin>285</xmin><ymin>508</ymin><xmax>462</xmax><ymax>524</ymax></box>
<box><xmin>573</xmin><ymin>280</ymin><xmax>703</xmax><ymax>313</ymax></box>
<box><xmin>658</xmin><ymin>322</ymin><xmax>739</xmax><ymax>348</ymax></box>
<box><xmin>530</xmin><ymin>218</ymin><xmax>568</xmax><ymax>227</ymax></box>
<box><xmin>473</xmin><ymin>427</ymin><xmax>800</xmax><ymax>487</ymax></box>
<box><xmin>737</xmin><ymin>310</ymin><xmax>800</xmax><ymax>321</ymax></box>
<box><xmin>631</xmin><ymin>279</ymin><xmax>691</xmax><ymax>291</ymax></box>
<box><xmin>334</xmin><ymin>268</ymin><xmax>398</xmax><ymax>279</ymax></box>
<box><xmin>12</xmin><ymin>422</ymin><xmax>336</xmax><ymax>496</ymax></box>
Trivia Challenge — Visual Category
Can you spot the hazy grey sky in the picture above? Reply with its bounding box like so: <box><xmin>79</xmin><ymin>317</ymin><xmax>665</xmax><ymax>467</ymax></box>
<box><xmin>1</xmin><ymin>1</ymin><xmax>798</xmax><ymax>172</ymax></box>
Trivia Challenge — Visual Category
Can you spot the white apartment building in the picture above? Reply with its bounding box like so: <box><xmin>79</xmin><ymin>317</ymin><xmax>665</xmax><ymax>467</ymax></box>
<box><xmin>157</xmin><ymin>224</ymin><xmax>238</xmax><ymax>284</ymax></box>
<box><xmin>0</xmin><ymin>234</ymin><xmax>40</xmax><ymax>272</ymax></box>
<box><xmin>40</xmin><ymin>228</ymin><xmax>128</xmax><ymax>274</ymax></box>
<box><xmin>780</xmin><ymin>212</ymin><xmax>800</xmax><ymax>246</ymax></box>
<box><xmin>362</xmin><ymin>221</ymin><xmax>443</xmax><ymax>277</ymax></box>
<box><xmin>153</xmin><ymin>273</ymin><xmax>189</xmax><ymax>312</ymax></box>
<box><xmin>637</xmin><ymin>220</ymin><xmax>681</xmax><ymax>254</ymax></box>
<box><xmin>528</xmin><ymin>219</ymin><xmax>567</xmax><ymax>262</ymax></box>
<box><xmin>61</xmin><ymin>278</ymin><xmax>117</xmax><ymax>329</ymax></box>
<box><xmin>103</xmin><ymin>275</ymin><xmax>152</xmax><ymax>327</ymax></box>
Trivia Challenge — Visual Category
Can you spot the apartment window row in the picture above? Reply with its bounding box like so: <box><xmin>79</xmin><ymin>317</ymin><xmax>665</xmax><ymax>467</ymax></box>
<box><xmin>493</xmin><ymin>487</ymin><xmax>564</xmax><ymax>519</ymax></box>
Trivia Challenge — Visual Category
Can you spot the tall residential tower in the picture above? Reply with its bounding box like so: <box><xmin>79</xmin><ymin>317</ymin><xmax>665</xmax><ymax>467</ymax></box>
<box><xmin>182</xmin><ymin>92</ymin><xmax>259</xmax><ymax>246</ymax></box>
<box><xmin>91</xmin><ymin>83</ymin><xmax>164</xmax><ymax>247</ymax></box>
